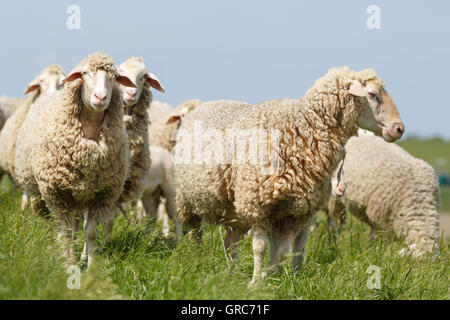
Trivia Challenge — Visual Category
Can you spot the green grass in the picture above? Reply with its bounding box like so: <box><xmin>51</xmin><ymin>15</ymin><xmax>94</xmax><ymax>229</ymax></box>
<box><xmin>398</xmin><ymin>137</ymin><xmax>450</xmax><ymax>172</ymax></box>
<box><xmin>1</xmin><ymin>189</ymin><xmax>448</xmax><ymax>300</ymax></box>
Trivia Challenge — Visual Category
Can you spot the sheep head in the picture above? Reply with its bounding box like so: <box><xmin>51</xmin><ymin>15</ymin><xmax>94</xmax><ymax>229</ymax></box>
<box><xmin>348</xmin><ymin>69</ymin><xmax>404</xmax><ymax>142</ymax></box>
<box><xmin>24</xmin><ymin>64</ymin><xmax>66</xmax><ymax>95</ymax></box>
<box><xmin>63</xmin><ymin>52</ymin><xmax>136</xmax><ymax>113</ymax></box>
<box><xmin>117</xmin><ymin>56</ymin><xmax>165</xmax><ymax>111</ymax></box>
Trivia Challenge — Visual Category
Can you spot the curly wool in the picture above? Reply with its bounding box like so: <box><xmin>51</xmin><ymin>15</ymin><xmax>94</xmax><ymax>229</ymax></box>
<box><xmin>119</xmin><ymin>86</ymin><xmax>152</xmax><ymax>203</ymax></box>
<box><xmin>0</xmin><ymin>65</ymin><xmax>66</xmax><ymax>181</ymax></box>
<box><xmin>14</xmin><ymin>53</ymin><xmax>129</xmax><ymax>220</ymax></box>
<box><xmin>175</xmin><ymin>67</ymin><xmax>376</xmax><ymax>230</ymax></box>
<box><xmin>327</xmin><ymin>133</ymin><xmax>440</xmax><ymax>255</ymax></box>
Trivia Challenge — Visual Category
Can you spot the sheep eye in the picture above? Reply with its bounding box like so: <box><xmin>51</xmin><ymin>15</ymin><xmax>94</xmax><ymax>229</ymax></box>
<box><xmin>368</xmin><ymin>92</ymin><xmax>377</xmax><ymax>99</ymax></box>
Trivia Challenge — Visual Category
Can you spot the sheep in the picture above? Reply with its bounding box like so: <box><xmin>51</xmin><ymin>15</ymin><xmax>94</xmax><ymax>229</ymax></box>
<box><xmin>0</xmin><ymin>65</ymin><xmax>66</xmax><ymax>187</ymax></box>
<box><xmin>14</xmin><ymin>52</ymin><xmax>136</xmax><ymax>266</ymax></box>
<box><xmin>174</xmin><ymin>66</ymin><xmax>404</xmax><ymax>284</ymax></box>
<box><xmin>102</xmin><ymin>56</ymin><xmax>165</xmax><ymax>237</ymax></box>
<box><xmin>326</xmin><ymin>131</ymin><xmax>440</xmax><ymax>257</ymax></box>
<box><xmin>148</xmin><ymin>99</ymin><xmax>202</xmax><ymax>152</ymax></box>
<box><xmin>0</xmin><ymin>96</ymin><xmax>25</xmax><ymax>120</ymax></box>
<box><xmin>137</xmin><ymin>145</ymin><xmax>182</xmax><ymax>239</ymax></box>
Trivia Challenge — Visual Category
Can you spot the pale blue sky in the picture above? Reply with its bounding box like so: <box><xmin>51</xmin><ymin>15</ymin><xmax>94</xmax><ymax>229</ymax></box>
<box><xmin>0</xmin><ymin>1</ymin><xmax>449</xmax><ymax>138</ymax></box>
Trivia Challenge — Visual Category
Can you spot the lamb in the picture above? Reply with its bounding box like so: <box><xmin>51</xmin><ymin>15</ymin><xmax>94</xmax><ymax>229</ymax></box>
<box><xmin>102</xmin><ymin>56</ymin><xmax>165</xmax><ymax>237</ymax></box>
<box><xmin>137</xmin><ymin>145</ymin><xmax>182</xmax><ymax>239</ymax></box>
<box><xmin>326</xmin><ymin>131</ymin><xmax>440</xmax><ymax>257</ymax></box>
<box><xmin>174</xmin><ymin>66</ymin><xmax>404</xmax><ymax>283</ymax></box>
<box><xmin>135</xmin><ymin>99</ymin><xmax>201</xmax><ymax>234</ymax></box>
<box><xmin>0</xmin><ymin>65</ymin><xmax>66</xmax><ymax>186</ymax></box>
<box><xmin>14</xmin><ymin>52</ymin><xmax>136</xmax><ymax>266</ymax></box>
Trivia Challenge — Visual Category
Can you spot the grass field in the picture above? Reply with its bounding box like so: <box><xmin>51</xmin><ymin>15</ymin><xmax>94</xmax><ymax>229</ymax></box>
<box><xmin>0</xmin><ymin>139</ymin><xmax>449</xmax><ymax>300</ymax></box>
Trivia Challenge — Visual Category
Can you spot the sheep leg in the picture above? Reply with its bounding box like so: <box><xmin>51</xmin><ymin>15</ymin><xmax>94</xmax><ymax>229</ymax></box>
<box><xmin>136</xmin><ymin>199</ymin><xmax>145</xmax><ymax>220</ymax></box>
<box><xmin>174</xmin><ymin>218</ymin><xmax>183</xmax><ymax>241</ymax></box>
<box><xmin>57</xmin><ymin>220</ymin><xmax>72</xmax><ymax>260</ymax></box>
<box><xmin>159</xmin><ymin>200</ymin><xmax>170</xmax><ymax>238</ymax></box>
<box><xmin>103</xmin><ymin>210</ymin><xmax>116</xmax><ymax>240</ymax></box>
<box><xmin>165</xmin><ymin>191</ymin><xmax>182</xmax><ymax>239</ymax></box>
<box><xmin>292</xmin><ymin>223</ymin><xmax>313</xmax><ymax>270</ymax></box>
<box><xmin>21</xmin><ymin>191</ymin><xmax>30</xmax><ymax>211</ymax></box>
<box><xmin>84</xmin><ymin>210</ymin><xmax>97</xmax><ymax>267</ymax></box>
<box><xmin>80</xmin><ymin>217</ymin><xmax>88</xmax><ymax>262</ymax></box>
<box><xmin>69</xmin><ymin>213</ymin><xmax>81</xmax><ymax>260</ymax></box>
<box><xmin>269</xmin><ymin>221</ymin><xmax>297</xmax><ymax>267</ymax></box>
<box><xmin>224</xmin><ymin>227</ymin><xmax>244</xmax><ymax>260</ymax></box>
<box><xmin>268</xmin><ymin>227</ymin><xmax>280</xmax><ymax>263</ymax></box>
<box><xmin>250</xmin><ymin>226</ymin><xmax>269</xmax><ymax>285</ymax></box>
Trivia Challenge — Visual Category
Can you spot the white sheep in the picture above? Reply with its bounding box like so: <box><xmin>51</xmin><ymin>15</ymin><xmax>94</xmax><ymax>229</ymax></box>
<box><xmin>14</xmin><ymin>52</ymin><xmax>135</xmax><ymax>266</ymax></box>
<box><xmin>0</xmin><ymin>65</ymin><xmax>66</xmax><ymax>203</ymax></box>
<box><xmin>102</xmin><ymin>56</ymin><xmax>165</xmax><ymax>238</ymax></box>
<box><xmin>174</xmin><ymin>66</ymin><xmax>404</xmax><ymax>283</ymax></box>
<box><xmin>326</xmin><ymin>131</ymin><xmax>440</xmax><ymax>257</ymax></box>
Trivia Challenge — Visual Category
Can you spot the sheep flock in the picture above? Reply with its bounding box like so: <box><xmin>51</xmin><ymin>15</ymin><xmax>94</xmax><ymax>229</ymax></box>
<box><xmin>0</xmin><ymin>52</ymin><xmax>443</xmax><ymax>285</ymax></box>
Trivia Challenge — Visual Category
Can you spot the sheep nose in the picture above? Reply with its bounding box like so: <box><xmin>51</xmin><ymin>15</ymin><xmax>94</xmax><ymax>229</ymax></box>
<box><xmin>126</xmin><ymin>90</ymin><xmax>136</xmax><ymax>98</ymax></box>
<box><xmin>94</xmin><ymin>93</ymin><xmax>107</xmax><ymax>102</ymax></box>
<box><xmin>391</xmin><ymin>123</ymin><xmax>405</xmax><ymax>139</ymax></box>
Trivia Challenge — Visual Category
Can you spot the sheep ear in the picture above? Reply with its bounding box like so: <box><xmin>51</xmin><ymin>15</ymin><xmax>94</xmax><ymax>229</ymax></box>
<box><xmin>24</xmin><ymin>76</ymin><xmax>41</xmax><ymax>94</ymax></box>
<box><xmin>166</xmin><ymin>115</ymin><xmax>181</xmax><ymax>125</ymax></box>
<box><xmin>349</xmin><ymin>80</ymin><xmax>366</xmax><ymax>97</ymax></box>
<box><xmin>146</xmin><ymin>73</ymin><xmax>165</xmax><ymax>93</ymax></box>
<box><xmin>116</xmin><ymin>75</ymin><xmax>137</xmax><ymax>88</ymax></box>
<box><xmin>64</xmin><ymin>61</ymin><xmax>88</xmax><ymax>83</ymax></box>
<box><xmin>64</xmin><ymin>68</ymin><xmax>84</xmax><ymax>83</ymax></box>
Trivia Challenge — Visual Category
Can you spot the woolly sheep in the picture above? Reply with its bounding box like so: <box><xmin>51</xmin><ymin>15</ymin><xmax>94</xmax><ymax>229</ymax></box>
<box><xmin>14</xmin><ymin>52</ymin><xmax>136</xmax><ymax>266</ymax></box>
<box><xmin>326</xmin><ymin>131</ymin><xmax>440</xmax><ymax>257</ymax></box>
<box><xmin>0</xmin><ymin>65</ymin><xmax>66</xmax><ymax>184</ymax></box>
<box><xmin>102</xmin><ymin>56</ymin><xmax>165</xmax><ymax>237</ymax></box>
<box><xmin>174</xmin><ymin>66</ymin><xmax>404</xmax><ymax>283</ymax></box>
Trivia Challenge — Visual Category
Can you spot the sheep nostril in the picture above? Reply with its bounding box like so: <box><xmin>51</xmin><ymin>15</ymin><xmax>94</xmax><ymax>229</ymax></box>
<box><xmin>127</xmin><ymin>91</ymin><xmax>136</xmax><ymax>98</ymax></box>
<box><xmin>395</xmin><ymin>123</ymin><xmax>405</xmax><ymax>137</ymax></box>
<box><xmin>94</xmin><ymin>94</ymin><xmax>106</xmax><ymax>102</ymax></box>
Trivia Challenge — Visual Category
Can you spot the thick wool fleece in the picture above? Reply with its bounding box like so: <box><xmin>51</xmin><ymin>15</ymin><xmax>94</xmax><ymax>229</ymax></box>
<box><xmin>0</xmin><ymin>65</ymin><xmax>66</xmax><ymax>180</ymax></box>
<box><xmin>0</xmin><ymin>90</ymin><xmax>39</xmax><ymax>180</ymax></box>
<box><xmin>15</xmin><ymin>53</ymin><xmax>129</xmax><ymax>221</ymax></box>
<box><xmin>175</xmin><ymin>67</ymin><xmax>381</xmax><ymax>231</ymax></box>
<box><xmin>119</xmin><ymin>86</ymin><xmax>152</xmax><ymax>203</ymax></box>
<box><xmin>148</xmin><ymin>99</ymin><xmax>202</xmax><ymax>152</ymax></box>
<box><xmin>327</xmin><ymin>133</ymin><xmax>440</xmax><ymax>254</ymax></box>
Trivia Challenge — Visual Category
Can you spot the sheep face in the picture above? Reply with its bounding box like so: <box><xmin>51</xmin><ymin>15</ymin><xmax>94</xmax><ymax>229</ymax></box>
<box><xmin>24</xmin><ymin>65</ymin><xmax>66</xmax><ymax>95</ymax></box>
<box><xmin>117</xmin><ymin>57</ymin><xmax>165</xmax><ymax>113</ymax></box>
<box><xmin>330</xmin><ymin>152</ymin><xmax>346</xmax><ymax>198</ymax></box>
<box><xmin>82</xmin><ymin>69</ymin><xmax>119</xmax><ymax>112</ymax></box>
<box><xmin>350</xmin><ymin>80</ymin><xmax>404</xmax><ymax>142</ymax></box>
<box><xmin>64</xmin><ymin>64</ymin><xmax>135</xmax><ymax>113</ymax></box>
